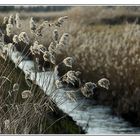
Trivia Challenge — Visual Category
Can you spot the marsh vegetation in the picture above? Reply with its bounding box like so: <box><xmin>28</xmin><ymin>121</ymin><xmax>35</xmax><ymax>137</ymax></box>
<box><xmin>0</xmin><ymin>6</ymin><xmax>140</xmax><ymax>134</ymax></box>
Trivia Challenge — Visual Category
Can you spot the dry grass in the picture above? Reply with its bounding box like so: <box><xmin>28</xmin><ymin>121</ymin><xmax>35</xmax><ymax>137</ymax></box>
<box><xmin>0</xmin><ymin>57</ymin><xmax>84</xmax><ymax>134</ymax></box>
<box><xmin>0</xmin><ymin>8</ymin><xmax>85</xmax><ymax>133</ymax></box>
<box><xmin>1</xmin><ymin>6</ymin><xmax>140</xmax><ymax>127</ymax></box>
<box><xmin>64</xmin><ymin>7</ymin><xmax>140</xmax><ymax>125</ymax></box>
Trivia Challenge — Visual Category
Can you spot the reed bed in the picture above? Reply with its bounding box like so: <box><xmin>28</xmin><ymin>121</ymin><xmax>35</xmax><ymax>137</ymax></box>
<box><xmin>0</xmin><ymin>56</ymin><xmax>84</xmax><ymax>134</ymax></box>
<box><xmin>1</xmin><ymin>6</ymin><xmax>140</xmax><ymax>129</ymax></box>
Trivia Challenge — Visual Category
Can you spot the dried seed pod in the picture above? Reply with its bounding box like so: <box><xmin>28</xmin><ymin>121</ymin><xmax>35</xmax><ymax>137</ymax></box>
<box><xmin>81</xmin><ymin>82</ymin><xmax>97</xmax><ymax>98</ymax></box>
<box><xmin>98</xmin><ymin>78</ymin><xmax>110</xmax><ymax>90</ymax></box>
<box><xmin>15</xmin><ymin>13</ymin><xmax>21</xmax><ymax>29</ymax></box>
<box><xmin>38</xmin><ymin>44</ymin><xmax>45</xmax><ymax>51</ymax></box>
<box><xmin>30</xmin><ymin>17</ymin><xmax>36</xmax><ymax>33</ymax></box>
<box><xmin>61</xmin><ymin>70</ymin><xmax>80</xmax><ymax>87</ymax></box>
<box><xmin>67</xmin><ymin>71</ymin><xmax>78</xmax><ymax>81</ymax></box>
<box><xmin>8</xmin><ymin>14</ymin><xmax>15</xmax><ymax>25</ymax></box>
<box><xmin>63</xmin><ymin>57</ymin><xmax>73</xmax><ymax>68</ymax></box>
<box><xmin>43</xmin><ymin>51</ymin><xmax>50</xmax><ymax>62</ymax></box>
<box><xmin>49</xmin><ymin>53</ymin><xmax>56</xmax><ymax>64</ymax></box>
<box><xmin>30</xmin><ymin>41</ymin><xmax>40</xmax><ymax>55</ymax></box>
<box><xmin>55</xmin><ymin>16</ymin><xmax>68</xmax><ymax>27</ymax></box>
<box><xmin>53</xmin><ymin>29</ymin><xmax>59</xmax><ymax>42</ymax></box>
<box><xmin>13</xmin><ymin>83</ymin><xmax>19</xmax><ymax>92</ymax></box>
<box><xmin>0</xmin><ymin>47</ymin><xmax>7</xmax><ymax>61</ymax></box>
<box><xmin>58</xmin><ymin>16</ymin><xmax>68</xmax><ymax>22</ymax></box>
<box><xmin>59</xmin><ymin>33</ymin><xmax>69</xmax><ymax>47</ymax></box>
<box><xmin>48</xmin><ymin>42</ymin><xmax>56</xmax><ymax>53</ymax></box>
<box><xmin>54</xmin><ymin>57</ymin><xmax>74</xmax><ymax>78</ymax></box>
<box><xmin>13</xmin><ymin>35</ymin><xmax>19</xmax><ymax>44</ymax></box>
<box><xmin>36</xmin><ymin>21</ymin><xmax>48</xmax><ymax>36</ymax></box>
<box><xmin>18</xmin><ymin>32</ymin><xmax>30</xmax><ymax>44</ymax></box>
<box><xmin>21</xmin><ymin>90</ymin><xmax>32</xmax><ymax>99</ymax></box>
<box><xmin>85</xmin><ymin>82</ymin><xmax>97</xmax><ymax>90</ymax></box>
<box><xmin>39</xmin><ymin>45</ymin><xmax>47</xmax><ymax>52</ymax></box>
<box><xmin>43</xmin><ymin>50</ymin><xmax>56</xmax><ymax>64</ymax></box>
<box><xmin>3</xmin><ymin>16</ymin><xmax>8</xmax><ymax>25</ymax></box>
<box><xmin>6</xmin><ymin>24</ymin><xmax>13</xmax><ymax>36</ymax></box>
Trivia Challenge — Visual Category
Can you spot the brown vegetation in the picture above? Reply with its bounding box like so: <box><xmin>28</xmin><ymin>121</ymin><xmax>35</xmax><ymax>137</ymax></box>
<box><xmin>1</xmin><ymin>6</ymin><xmax>140</xmax><ymax>128</ymax></box>
<box><xmin>0</xmin><ymin>57</ymin><xmax>84</xmax><ymax>134</ymax></box>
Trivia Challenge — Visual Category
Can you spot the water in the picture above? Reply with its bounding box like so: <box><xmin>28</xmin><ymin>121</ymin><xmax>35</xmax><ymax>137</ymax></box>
<box><xmin>3</xmin><ymin>44</ymin><xmax>140</xmax><ymax>134</ymax></box>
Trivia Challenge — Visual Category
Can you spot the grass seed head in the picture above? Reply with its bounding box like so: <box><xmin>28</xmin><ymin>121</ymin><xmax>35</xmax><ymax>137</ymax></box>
<box><xmin>59</xmin><ymin>33</ymin><xmax>69</xmax><ymax>47</ymax></box>
<box><xmin>13</xmin><ymin>35</ymin><xmax>19</xmax><ymax>44</ymax></box>
<box><xmin>6</xmin><ymin>24</ymin><xmax>13</xmax><ymax>36</ymax></box>
<box><xmin>13</xmin><ymin>83</ymin><xmax>19</xmax><ymax>92</ymax></box>
<box><xmin>53</xmin><ymin>29</ymin><xmax>59</xmax><ymax>42</ymax></box>
<box><xmin>48</xmin><ymin>42</ymin><xmax>56</xmax><ymax>53</ymax></box>
<box><xmin>49</xmin><ymin>53</ymin><xmax>56</xmax><ymax>64</ymax></box>
<box><xmin>30</xmin><ymin>41</ymin><xmax>40</xmax><ymax>55</ymax></box>
<box><xmin>98</xmin><ymin>78</ymin><xmax>110</xmax><ymax>90</ymax></box>
<box><xmin>21</xmin><ymin>90</ymin><xmax>32</xmax><ymax>99</ymax></box>
<box><xmin>43</xmin><ymin>51</ymin><xmax>50</xmax><ymax>62</ymax></box>
<box><xmin>81</xmin><ymin>82</ymin><xmax>97</xmax><ymax>97</ymax></box>
<box><xmin>15</xmin><ymin>13</ymin><xmax>21</xmax><ymax>29</ymax></box>
<box><xmin>63</xmin><ymin>57</ymin><xmax>73</xmax><ymax>68</ymax></box>
<box><xmin>56</xmin><ymin>16</ymin><xmax>68</xmax><ymax>27</ymax></box>
<box><xmin>36</xmin><ymin>21</ymin><xmax>48</xmax><ymax>36</ymax></box>
<box><xmin>8</xmin><ymin>14</ymin><xmax>15</xmax><ymax>25</ymax></box>
<box><xmin>3</xmin><ymin>16</ymin><xmax>8</xmax><ymax>25</ymax></box>
<box><xmin>85</xmin><ymin>82</ymin><xmax>97</xmax><ymax>90</ymax></box>
<box><xmin>67</xmin><ymin>70</ymin><xmax>78</xmax><ymax>81</ymax></box>
<box><xmin>62</xmin><ymin>70</ymin><xmax>79</xmax><ymax>86</ymax></box>
<box><xmin>18</xmin><ymin>32</ymin><xmax>30</xmax><ymax>44</ymax></box>
<box><xmin>30</xmin><ymin>17</ymin><xmax>36</xmax><ymax>33</ymax></box>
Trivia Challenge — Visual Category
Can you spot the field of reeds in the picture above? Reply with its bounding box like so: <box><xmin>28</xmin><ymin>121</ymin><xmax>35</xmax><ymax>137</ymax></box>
<box><xmin>0</xmin><ymin>56</ymin><xmax>84</xmax><ymax>134</ymax></box>
<box><xmin>67</xmin><ymin>7</ymin><xmax>140</xmax><ymax>126</ymax></box>
<box><xmin>66</xmin><ymin>7</ymin><xmax>140</xmax><ymax>126</ymax></box>
<box><xmin>0</xmin><ymin>6</ymin><xmax>140</xmax><ymax>134</ymax></box>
